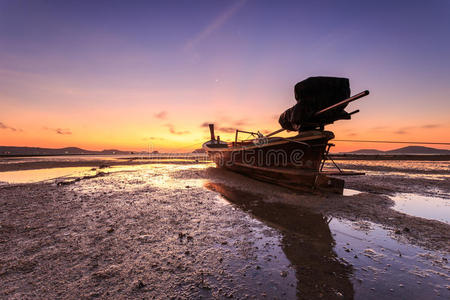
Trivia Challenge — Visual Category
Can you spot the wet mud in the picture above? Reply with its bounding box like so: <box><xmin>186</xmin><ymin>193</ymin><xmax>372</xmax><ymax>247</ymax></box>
<box><xmin>205</xmin><ymin>182</ymin><xmax>354</xmax><ymax>299</ymax></box>
<box><xmin>0</xmin><ymin>162</ymin><xmax>449</xmax><ymax>299</ymax></box>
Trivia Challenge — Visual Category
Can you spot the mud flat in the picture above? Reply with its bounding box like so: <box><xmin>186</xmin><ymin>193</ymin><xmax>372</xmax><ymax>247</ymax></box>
<box><xmin>0</xmin><ymin>162</ymin><xmax>449</xmax><ymax>299</ymax></box>
<box><xmin>0</xmin><ymin>155</ymin><xmax>207</xmax><ymax>172</ymax></box>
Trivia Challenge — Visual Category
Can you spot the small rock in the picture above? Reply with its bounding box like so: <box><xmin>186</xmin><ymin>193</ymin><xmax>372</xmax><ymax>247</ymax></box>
<box><xmin>280</xmin><ymin>271</ymin><xmax>288</xmax><ymax>277</ymax></box>
<box><xmin>106</xmin><ymin>227</ymin><xmax>114</xmax><ymax>233</ymax></box>
<box><xmin>403</xmin><ymin>227</ymin><xmax>410</xmax><ymax>232</ymax></box>
<box><xmin>137</xmin><ymin>280</ymin><xmax>145</xmax><ymax>289</ymax></box>
<box><xmin>395</xmin><ymin>230</ymin><xmax>401</xmax><ymax>234</ymax></box>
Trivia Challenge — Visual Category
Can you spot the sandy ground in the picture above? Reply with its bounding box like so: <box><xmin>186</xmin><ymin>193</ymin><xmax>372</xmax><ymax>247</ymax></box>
<box><xmin>0</xmin><ymin>162</ymin><xmax>449</xmax><ymax>299</ymax></box>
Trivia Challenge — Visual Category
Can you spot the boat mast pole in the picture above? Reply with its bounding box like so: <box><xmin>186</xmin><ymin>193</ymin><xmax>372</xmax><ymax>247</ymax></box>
<box><xmin>266</xmin><ymin>128</ymin><xmax>285</xmax><ymax>137</ymax></box>
<box><xmin>314</xmin><ymin>90</ymin><xmax>369</xmax><ymax>116</ymax></box>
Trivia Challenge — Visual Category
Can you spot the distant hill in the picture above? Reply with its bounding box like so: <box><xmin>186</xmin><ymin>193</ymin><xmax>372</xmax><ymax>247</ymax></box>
<box><xmin>0</xmin><ymin>146</ymin><xmax>131</xmax><ymax>156</ymax></box>
<box><xmin>349</xmin><ymin>149</ymin><xmax>384</xmax><ymax>154</ymax></box>
<box><xmin>385</xmin><ymin>146</ymin><xmax>450</xmax><ymax>154</ymax></box>
<box><xmin>348</xmin><ymin>146</ymin><xmax>450</xmax><ymax>155</ymax></box>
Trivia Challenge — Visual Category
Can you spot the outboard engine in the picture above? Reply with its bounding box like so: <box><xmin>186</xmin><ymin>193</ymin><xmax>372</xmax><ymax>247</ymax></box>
<box><xmin>279</xmin><ymin>77</ymin><xmax>352</xmax><ymax>131</ymax></box>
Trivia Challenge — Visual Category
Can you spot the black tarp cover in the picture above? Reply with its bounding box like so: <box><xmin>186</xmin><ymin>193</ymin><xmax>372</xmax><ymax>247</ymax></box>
<box><xmin>279</xmin><ymin>77</ymin><xmax>351</xmax><ymax>131</ymax></box>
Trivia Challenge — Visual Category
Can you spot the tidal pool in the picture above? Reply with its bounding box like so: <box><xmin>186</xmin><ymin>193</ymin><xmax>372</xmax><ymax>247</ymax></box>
<box><xmin>390</xmin><ymin>193</ymin><xmax>450</xmax><ymax>223</ymax></box>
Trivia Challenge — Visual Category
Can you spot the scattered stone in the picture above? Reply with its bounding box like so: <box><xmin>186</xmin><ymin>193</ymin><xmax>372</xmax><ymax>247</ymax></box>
<box><xmin>136</xmin><ymin>280</ymin><xmax>145</xmax><ymax>289</ymax></box>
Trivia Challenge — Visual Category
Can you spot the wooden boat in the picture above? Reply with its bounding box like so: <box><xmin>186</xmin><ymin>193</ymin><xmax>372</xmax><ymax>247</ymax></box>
<box><xmin>203</xmin><ymin>77</ymin><xmax>369</xmax><ymax>194</ymax></box>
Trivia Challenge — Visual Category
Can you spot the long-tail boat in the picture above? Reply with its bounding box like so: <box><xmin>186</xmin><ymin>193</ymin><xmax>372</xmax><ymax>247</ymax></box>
<box><xmin>203</xmin><ymin>77</ymin><xmax>369</xmax><ymax>194</ymax></box>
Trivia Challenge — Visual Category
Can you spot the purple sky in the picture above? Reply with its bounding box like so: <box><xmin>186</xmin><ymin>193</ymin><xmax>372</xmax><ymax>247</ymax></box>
<box><xmin>0</xmin><ymin>0</ymin><xmax>449</xmax><ymax>150</ymax></box>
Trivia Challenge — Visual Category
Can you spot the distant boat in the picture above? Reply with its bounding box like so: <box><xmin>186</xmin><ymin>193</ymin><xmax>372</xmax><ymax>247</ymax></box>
<box><xmin>203</xmin><ymin>77</ymin><xmax>369</xmax><ymax>194</ymax></box>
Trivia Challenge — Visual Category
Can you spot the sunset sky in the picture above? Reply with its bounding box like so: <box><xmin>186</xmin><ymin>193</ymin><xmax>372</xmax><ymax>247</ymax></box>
<box><xmin>1</xmin><ymin>0</ymin><xmax>449</xmax><ymax>152</ymax></box>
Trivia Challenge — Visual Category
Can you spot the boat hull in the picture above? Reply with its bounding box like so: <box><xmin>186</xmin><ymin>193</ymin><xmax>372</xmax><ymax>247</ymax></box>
<box><xmin>203</xmin><ymin>131</ymin><xmax>344</xmax><ymax>193</ymax></box>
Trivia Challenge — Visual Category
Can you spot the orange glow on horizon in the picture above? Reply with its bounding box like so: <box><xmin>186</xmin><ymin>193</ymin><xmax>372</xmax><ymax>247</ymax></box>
<box><xmin>1</xmin><ymin>71</ymin><xmax>449</xmax><ymax>153</ymax></box>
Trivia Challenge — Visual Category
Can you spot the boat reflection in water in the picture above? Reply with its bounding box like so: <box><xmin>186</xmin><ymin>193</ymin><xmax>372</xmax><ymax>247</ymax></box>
<box><xmin>204</xmin><ymin>182</ymin><xmax>354</xmax><ymax>299</ymax></box>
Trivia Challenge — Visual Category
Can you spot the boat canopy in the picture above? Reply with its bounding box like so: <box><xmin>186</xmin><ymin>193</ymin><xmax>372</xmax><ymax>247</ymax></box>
<box><xmin>279</xmin><ymin>76</ymin><xmax>351</xmax><ymax>131</ymax></box>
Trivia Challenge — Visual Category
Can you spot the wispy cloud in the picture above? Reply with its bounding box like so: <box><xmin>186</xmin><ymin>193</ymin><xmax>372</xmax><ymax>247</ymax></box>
<box><xmin>154</xmin><ymin>111</ymin><xmax>168</xmax><ymax>120</ymax></box>
<box><xmin>165</xmin><ymin>124</ymin><xmax>190</xmax><ymax>135</ymax></box>
<box><xmin>232</xmin><ymin>119</ymin><xmax>249</xmax><ymax>127</ymax></box>
<box><xmin>371</xmin><ymin>126</ymin><xmax>387</xmax><ymax>130</ymax></box>
<box><xmin>184</xmin><ymin>0</ymin><xmax>247</xmax><ymax>50</ymax></box>
<box><xmin>393</xmin><ymin>123</ymin><xmax>441</xmax><ymax>135</ymax></box>
<box><xmin>217</xmin><ymin>127</ymin><xmax>235</xmax><ymax>133</ymax></box>
<box><xmin>44</xmin><ymin>127</ymin><xmax>72</xmax><ymax>135</ymax></box>
<box><xmin>421</xmin><ymin>124</ymin><xmax>441</xmax><ymax>129</ymax></box>
<box><xmin>200</xmin><ymin>122</ymin><xmax>212</xmax><ymax>128</ymax></box>
<box><xmin>200</xmin><ymin>122</ymin><xmax>236</xmax><ymax>133</ymax></box>
<box><xmin>142</xmin><ymin>137</ymin><xmax>166</xmax><ymax>141</ymax></box>
<box><xmin>0</xmin><ymin>121</ymin><xmax>21</xmax><ymax>132</ymax></box>
<box><xmin>394</xmin><ymin>129</ymin><xmax>407</xmax><ymax>135</ymax></box>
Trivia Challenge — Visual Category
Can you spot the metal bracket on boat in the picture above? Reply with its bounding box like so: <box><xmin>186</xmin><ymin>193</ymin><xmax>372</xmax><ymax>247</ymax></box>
<box><xmin>320</xmin><ymin>143</ymin><xmax>342</xmax><ymax>173</ymax></box>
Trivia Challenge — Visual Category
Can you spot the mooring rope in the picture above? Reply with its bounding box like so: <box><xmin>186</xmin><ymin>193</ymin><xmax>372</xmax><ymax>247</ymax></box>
<box><xmin>333</xmin><ymin>139</ymin><xmax>450</xmax><ymax>145</ymax></box>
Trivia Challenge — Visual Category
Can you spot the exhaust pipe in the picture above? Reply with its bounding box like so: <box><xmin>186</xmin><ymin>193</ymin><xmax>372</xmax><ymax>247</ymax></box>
<box><xmin>209</xmin><ymin>124</ymin><xmax>215</xmax><ymax>141</ymax></box>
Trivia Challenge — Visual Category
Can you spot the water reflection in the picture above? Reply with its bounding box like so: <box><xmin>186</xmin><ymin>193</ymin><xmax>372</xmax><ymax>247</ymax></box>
<box><xmin>204</xmin><ymin>182</ymin><xmax>354</xmax><ymax>299</ymax></box>
<box><xmin>391</xmin><ymin>193</ymin><xmax>450</xmax><ymax>223</ymax></box>
<box><xmin>0</xmin><ymin>167</ymin><xmax>94</xmax><ymax>184</ymax></box>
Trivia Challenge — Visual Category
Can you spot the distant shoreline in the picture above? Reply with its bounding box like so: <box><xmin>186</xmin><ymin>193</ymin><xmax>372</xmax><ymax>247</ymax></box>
<box><xmin>330</xmin><ymin>154</ymin><xmax>450</xmax><ymax>161</ymax></box>
<box><xmin>1</xmin><ymin>153</ymin><xmax>450</xmax><ymax>161</ymax></box>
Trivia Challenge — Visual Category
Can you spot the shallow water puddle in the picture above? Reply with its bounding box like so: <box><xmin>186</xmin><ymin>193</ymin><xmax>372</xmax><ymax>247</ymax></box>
<box><xmin>390</xmin><ymin>193</ymin><xmax>450</xmax><ymax>223</ymax></box>
<box><xmin>205</xmin><ymin>182</ymin><xmax>355</xmax><ymax>298</ymax></box>
<box><xmin>330</xmin><ymin>218</ymin><xmax>449</xmax><ymax>299</ymax></box>
<box><xmin>0</xmin><ymin>167</ymin><xmax>94</xmax><ymax>184</ymax></box>
<box><xmin>344</xmin><ymin>188</ymin><xmax>362</xmax><ymax>196</ymax></box>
